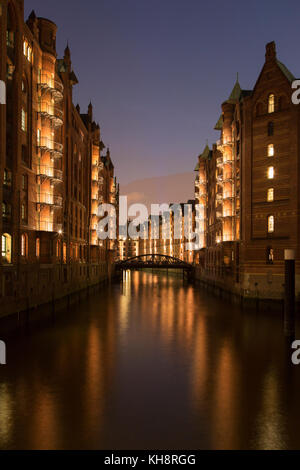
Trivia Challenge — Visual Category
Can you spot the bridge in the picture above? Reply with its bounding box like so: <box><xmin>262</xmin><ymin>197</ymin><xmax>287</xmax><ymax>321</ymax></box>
<box><xmin>115</xmin><ymin>254</ymin><xmax>194</xmax><ymax>281</ymax></box>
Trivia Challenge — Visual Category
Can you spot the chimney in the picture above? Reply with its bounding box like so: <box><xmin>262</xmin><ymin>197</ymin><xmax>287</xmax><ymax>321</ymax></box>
<box><xmin>265</xmin><ymin>41</ymin><xmax>276</xmax><ymax>63</ymax></box>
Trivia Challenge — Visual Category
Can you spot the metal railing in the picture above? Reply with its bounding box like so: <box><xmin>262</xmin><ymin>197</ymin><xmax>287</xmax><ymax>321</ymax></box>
<box><xmin>37</xmin><ymin>137</ymin><xmax>63</xmax><ymax>156</ymax></box>
<box><xmin>37</xmin><ymin>221</ymin><xmax>63</xmax><ymax>233</ymax></box>
<box><xmin>35</xmin><ymin>165</ymin><xmax>63</xmax><ymax>182</ymax></box>
<box><xmin>37</xmin><ymin>193</ymin><xmax>63</xmax><ymax>207</ymax></box>
<box><xmin>38</xmin><ymin>102</ymin><xmax>63</xmax><ymax>125</ymax></box>
<box><xmin>38</xmin><ymin>74</ymin><xmax>63</xmax><ymax>99</ymax></box>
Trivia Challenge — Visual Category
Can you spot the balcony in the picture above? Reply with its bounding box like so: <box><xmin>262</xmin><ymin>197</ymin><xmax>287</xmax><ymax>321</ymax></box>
<box><xmin>37</xmin><ymin>137</ymin><xmax>63</xmax><ymax>158</ymax></box>
<box><xmin>35</xmin><ymin>165</ymin><xmax>63</xmax><ymax>183</ymax></box>
<box><xmin>37</xmin><ymin>193</ymin><xmax>63</xmax><ymax>207</ymax></box>
<box><xmin>38</xmin><ymin>74</ymin><xmax>64</xmax><ymax>101</ymax></box>
<box><xmin>38</xmin><ymin>102</ymin><xmax>63</xmax><ymax>127</ymax></box>
<box><xmin>222</xmin><ymin>210</ymin><xmax>234</xmax><ymax>218</ymax></box>
<box><xmin>37</xmin><ymin>221</ymin><xmax>63</xmax><ymax>233</ymax></box>
<box><xmin>223</xmin><ymin>192</ymin><xmax>234</xmax><ymax>200</ymax></box>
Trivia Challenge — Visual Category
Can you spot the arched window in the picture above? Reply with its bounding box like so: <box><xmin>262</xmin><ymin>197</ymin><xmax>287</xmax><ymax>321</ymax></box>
<box><xmin>268</xmin><ymin>144</ymin><xmax>274</xmax><ymax>157</ymax></box>
<box><xmin>268</xmin><ymin>166</ymin><xmax>274</xmax><ymax>179</ymax></box>
<box><xmin>36</xmin><ymin>238</ymin><xmax>40</xmax><ymax>259</ymax></box>
<box><xmin>268</xmin><ymin>122</ymin><xmax>274</xmax><ymax>136</ymax></box>
<box><xmin>267</xmin><ymin>188</ymin><xmax>274</xmax><ymax>202</ymax></box>
<box><xmin>21</xmin><ymin>203</ymin><xmax>27</xmax><ymax>223</ymax></box>
<box><xmin>63</xmin><ymin>242</ymin><xmax>67</xmax><ymax>264</ymax></box>
<box><xmin>268</xmin><ymin>94</ymin><xmax>275</xmax><ymax>114</ymax></box>
<box><xmin>2</xmin><ymin>234</ymin><xmax>12</xmax><ymax>264</ymax></box>
<box><xmin>266</xmin><ymin>247</ymin><xmax>274</xmax><ymax>264</ymax></box>
<box><xmin>21</xmin><ymin>233</ymin><xmax>28</xmax><ymax>257</ymax></box>
<box><xmin>268</xmin><ymin>215</ymin><xmax>275</xmax><ymax>234</ymax></box>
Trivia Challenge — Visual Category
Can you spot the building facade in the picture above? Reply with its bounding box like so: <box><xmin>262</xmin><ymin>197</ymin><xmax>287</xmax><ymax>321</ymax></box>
<box><xmin>194</xmin><ymin>41</ymin><xmax>300</xmax><ymax>301</ymax></box>
<box><xmin>0</xmin><ymin>0</ymin><xmax>119</xmax><ymax>320</ymax></box>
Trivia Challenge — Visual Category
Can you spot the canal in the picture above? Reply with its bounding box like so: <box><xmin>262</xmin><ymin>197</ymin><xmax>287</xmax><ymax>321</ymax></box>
<box><xmin>0</xmin><ymin>271</ymin><xmax>300</xmax><ymax>450</ymax></box>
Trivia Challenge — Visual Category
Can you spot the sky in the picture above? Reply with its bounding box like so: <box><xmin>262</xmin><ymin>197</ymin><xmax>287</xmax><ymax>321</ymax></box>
<box><xmin>25</xmin><ymin>0</ymin><xmax>300</xmax><ymax>196</ymax></box>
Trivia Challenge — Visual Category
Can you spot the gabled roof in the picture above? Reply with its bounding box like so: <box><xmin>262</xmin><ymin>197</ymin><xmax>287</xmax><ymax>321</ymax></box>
<box><xmin>228</xmin><ymin>79</ymin><xmax>242</xmax><ymax>103</ymax></box>
<box><xmin>194</xmin><ymin>162</ymin><xmax>199</xmax><ymax>172</ymax></box>
<box><xmin>276</xmin><ymin>60</ymin><xmax>295</xmax><ymax>83</ymax></box>
<box><xmin>214</xmin><ymin>114</ymin><xmax>223</xmax><ymax>130</ymax></box>
<box><xmin>199</xmin><ymin>144</ymin><xmax>211</xmax><ymax>160</ymax></box>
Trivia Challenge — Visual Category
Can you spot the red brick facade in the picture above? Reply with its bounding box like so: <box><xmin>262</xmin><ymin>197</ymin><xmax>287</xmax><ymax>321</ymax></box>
<box><xmin>195</xmin><ymin>42</ymin><xmax>300</xmax><ymax>301</ymax></box>
<box><xmin>0</xmin><ymin>0</ymin><xmax>119</xmax><ymax>319</ymax></box>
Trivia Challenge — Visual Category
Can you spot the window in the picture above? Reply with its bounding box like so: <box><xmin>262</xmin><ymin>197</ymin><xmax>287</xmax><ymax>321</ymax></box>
<box><xmin>268</xmin><ymin>166</ymin><xmax>274</xmax><ymax>179</ymax></box>
<box><xmin>23</xmin><ymin>40</ymin><xmax>32</xmax><ymax>63</ymax></box>
<box><xmin>268</xmin><ymin>215</ymin><xmax>274</xmax><ymax>233</ymax></box>
<box><xmin>268</xmin><ymin>94</ymin><xmax>275</xmax><ymax>113</ymax></box>
<box><xmin>268</xmin><ymin>122</ymin><xmax>274</xmax><ymax>136</ymax></box>
<box><xmin>63</xmin><ymin>242</ymin><xmax>67</xmax><ymax>264</ymax></box>
<box><xmin>22</xmin><ymin>145</ymin><xmax>29</xmax><ymax>166</ymax></box>
<box><xmin>36</xmin><ymin>238</ymin><xmax>40</xmax><ymax>259</ymax></box>
<box><xmin>21</xmin><ymin>204</ymin><xmax>27</xmax><ymax>223</ymax></box>
<box><xmin>21</xmin><ymin>234</ymin><xmax>28</xmax><ymax>257</ymax></box>
<box><xmin>3</xmin><ymin>169</ymin><xmax>12</xmax><ymax>187</ymax></box>
<box><xmin>21</xmin><ymin>108</ymin><xmax>27</xmax><ymax>132</ymax></box>
<box><xmin>2</xmin><ymin>234</ymin><xmax>12</xmax><ymax>264</ymax></box>
<box><xmin>22</xmin><ymin>174</ymin><xmax>28</xmax><ymax>191</ymax></box>
<box><xmin>56</xmin><ymin>240</ymin><xmax>61</xmax><ymax>258</ymax></box>
<box><xmin>268</xmin><ymin>144</ymin><xmax>274</xmax><ymax>157</ymax></box>
<box><xmin>267</xmin><ymin>188</ymin><xmax>274</xmax><ymax>202</ymax></box>
<box><xmin>267</xmin><ymin>247</ymin><xmax>274</xmax><ymax>264</ymax></box>
<box><xmin>37</xmin><ymin>129</ymin><xmax>41</xmax><ymax>146</ymax></box>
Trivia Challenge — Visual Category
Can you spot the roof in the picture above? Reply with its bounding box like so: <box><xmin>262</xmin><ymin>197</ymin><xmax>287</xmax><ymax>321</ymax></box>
<box><xmin>200</xmin><ymin>144</ymin><xmax>211</xmax><ymax>160</ymax></box>
<box><xmin>214</xmin><ymin>114</ymin><xmax>223</xmax><ymax>130</ymax></box>
<box><xmin>276</xmin><ymin>60</ymin><xmax>295</xmax><ymax>83</ymax></box>
<box><xmin>194</xmin><ymin>162</ymin><xmax>199</xmax><ymax>172</ymax></box>
<box><xmin>228</xmin><ymin>79</ymin><xmax>242</xmax><ymax>103</ymax></box>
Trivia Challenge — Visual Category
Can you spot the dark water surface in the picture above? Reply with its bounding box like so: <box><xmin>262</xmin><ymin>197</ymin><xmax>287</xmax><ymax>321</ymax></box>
<box><xmin>1</xmin><ymin>271</ymin><xmax>300</xmax><ymax>450</ymax></box>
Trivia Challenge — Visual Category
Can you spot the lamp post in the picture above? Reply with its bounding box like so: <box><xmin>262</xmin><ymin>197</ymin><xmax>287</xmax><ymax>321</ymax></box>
<box><xmin>284</xmin><ymin>249</ymin><xmax>295</xmax><ymax>337</ymax></box>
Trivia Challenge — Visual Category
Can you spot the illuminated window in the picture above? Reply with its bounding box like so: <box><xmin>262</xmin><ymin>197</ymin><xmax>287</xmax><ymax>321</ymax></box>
<box><xmin>21</xmin><ymin>233</ymin><xmax>28</xmax><ymax>257</ymax></box>
<box><xmin>268</xmin><ymin>144</ymin><xmax>274</xmax><ymax>157</ymax></box>
<box><xmin>2</xmin><ymin>234</ymin><xmax>12</xmax><ymax>264</ymax></box>
<box><xmin>268</xmin><ymin>166</ymin><xmax>274</xmax><ymax>179</ymax></box>
<box><xmin>268</xmin><ymin>94</ymin><xmax>275</xmax><ymax>113</ymax></box>
<box><xmin>23</xmin><ymin>40</ymin><xmax>27</xmax><ymax>56</ymax></box>
<box><xmin>267</xmin><ymin>188</ymin><xmax>274</xmax><ymax>202</ymax></box>
<box><xmin>63</xmin><ymin>242</ymin><xmax>67</xmax><ymax>263</ymax></box>
<box><xmin>268</xmin><ymin>215</ymin><xmax>274</xmax><ymax>233</ymax></box>
<box><xmin>36</xmin><ymin>238</ymin><xmax>40</xmax><ymax>258</ymax></box>
<box><xmin>21</xmin><ymin>108</ymin><xmax>27</xmax><ymax>132</ymax></box>
<box><xmin>4</xmin><ymin>169</ymin><xmax>12</xmax><ymax>187</ymax></box>
<box><xmin>37</xmin><ymin>129</ymin><xmax>41</xmax><ymax>146</ymax></box>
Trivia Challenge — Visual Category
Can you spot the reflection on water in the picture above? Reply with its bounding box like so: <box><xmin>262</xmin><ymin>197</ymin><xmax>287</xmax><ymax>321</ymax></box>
<box><xmin>0</xmin><ymin>271</ymin><xmax>300</xmax><ymax>450</ymax></box>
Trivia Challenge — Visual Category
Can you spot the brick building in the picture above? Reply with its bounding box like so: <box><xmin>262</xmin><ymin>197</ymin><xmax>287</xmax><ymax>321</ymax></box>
<box><xmin>0</xmin><ymin>1</ymin><xmax>119</xmax><ymax>320</ymax></box>
<box><xmin>194</xmin><ymin>41</ymin><xmax>300</xmax><ymax>301</ymax></box>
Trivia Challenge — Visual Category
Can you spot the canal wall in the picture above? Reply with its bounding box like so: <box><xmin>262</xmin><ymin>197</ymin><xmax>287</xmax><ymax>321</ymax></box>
<box><xmin>0</xmin><ymin>261</ymin><xmax>114</xmax><ymax>335</ymax></box>
<box><xmin>194</xmin><ymin>266</ymin><xmax>287</xmax><ymax>313</ymax></box>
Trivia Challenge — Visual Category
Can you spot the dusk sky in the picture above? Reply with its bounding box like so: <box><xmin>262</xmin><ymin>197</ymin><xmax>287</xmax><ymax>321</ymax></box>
<box><xmin>25</xmin><ymin>0</ymin><xmax>300</xmax><ymax>196</ymax></box>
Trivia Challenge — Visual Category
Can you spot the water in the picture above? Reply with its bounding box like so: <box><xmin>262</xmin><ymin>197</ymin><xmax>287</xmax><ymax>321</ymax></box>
<box><xmin>0</xmin><ymin>271</ymin><xmax>300</xmax><ymax>450</ymax></box>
